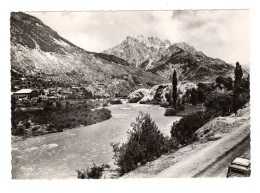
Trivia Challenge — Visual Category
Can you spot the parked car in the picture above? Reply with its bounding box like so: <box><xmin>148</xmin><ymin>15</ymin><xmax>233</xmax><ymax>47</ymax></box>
<box><xmin>227</xmin><ymin>157</ymin><xmax>251</xmax><ymax>178</ymax></box>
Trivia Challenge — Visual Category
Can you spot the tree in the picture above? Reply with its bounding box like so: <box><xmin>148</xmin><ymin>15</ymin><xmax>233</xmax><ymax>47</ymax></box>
<box><xmin>11</xmin><ymin>96</ymin><xmax>17</xmax><ymax>112</ymax></box>
<box><xmin>111</xmin><ymin>112</ymin><xmax>171</xmax><ymax>175</ymax></box>
<box><xmin>190</xmin><ymin>88</ymin><xmax>198</xmax><ymax>106</ymax></box>
<box><xmin>205</xmin><ymin>90</ymin><xmax>233</xmax><ymax>116</ymax></box>
<box><xmin>172</xmin><ymin>70</ymin><xmax>178</xmax><ymax>110</ymax></box>
<box><xmin>235</xmin><ymin>62</ymin><xmax>243</xmax><ymax>82</ymax></box>
<box><xmin>234</xmin><ymin>62</ymin><xmax>244</xmax><ymax>113</ymax></box>
<box><xmin>170</xmin><ymin>111</ymin><xmax>214</xmax><ymax>145</ymax></box>
<box><xmin>197</xmin><ymin>88</ymin><xmax>205</xmax><ymax>103</ymax></box>
<box><xmin>216</xmin><ymin>76</ymin><xmax>233</xmax><ymax>90</ymax></box>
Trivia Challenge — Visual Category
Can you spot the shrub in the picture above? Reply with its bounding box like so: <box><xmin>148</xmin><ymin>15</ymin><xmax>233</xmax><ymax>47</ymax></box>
<box><xmin>25</xmin><ymin>121</ymin><xmax>31</xmax><ymax>129</ymax></box>
<box><xmin>110</xmin><ymin>99</ymin><xmax>122</xmax><ymax>104</ymax></box>
<box><xmin>103</xmin><ymin>103</ymin><xmax>109</xmax><ymax>107</ymax></box>
<box><xmin>205</xmin><ymin>90</ymin><xmax>233</xmax><ymax>116</ymax></box>
<box><xmin>164</xmin><ymin>108</ymin><xmax>176</xmax><ymax>116</ymax></box>
<box><xmin>76</xmin><ymin>162</ymin><xmax>110</xmax><ymax>179</ymax></box>
<box><xmin>11</xmin><ymin>126</ymin><xmax>24</xmax><ymax>136</ymax></box>
<box><xmin>170</xmin><ymin>111</ymin><xmax>216</xmax><ymax>145</ymax></box>
<box><xmin>177</xmin><ymin>103</ymin><xmax>185</xmax><ymax>111</ymax></box>
<box><xmin>111</xmin><ymin>112</ymin><xmax>172</xmax><ymax>175</ymax></box>
<box><xmin>190</xmin><ymin>88</ymin><xmax>198</xmax><ymax>106</ymax></box>
<box><xmin>216</xmin><ymin>76</ymin><xmax>233</xmax><ymax>90</ymax></box>
<box><xmin>160</xmin><ymin>102</ymin><xmax>169</xmax><ymax>108</ymax></box>
<box><xmin>233</xmin><ymin>78</ymin><xmax>250</xmax><ymax>112</ymax></box>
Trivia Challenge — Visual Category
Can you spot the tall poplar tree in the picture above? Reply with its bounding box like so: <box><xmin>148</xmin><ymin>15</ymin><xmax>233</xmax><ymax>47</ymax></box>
<box><xmin>172</xmin><ymin>70</ymin><xmax>177</xmax><ymax>110</ymax></box>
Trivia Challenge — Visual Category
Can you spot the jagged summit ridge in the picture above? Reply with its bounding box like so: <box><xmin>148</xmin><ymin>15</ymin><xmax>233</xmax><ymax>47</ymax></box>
<box><xmin>103</xmin><ymin>35</ymin><xmax>171</xmax><ymax>68</ymax></box>
<box><xmin>125</xmin><ymin>35</ymin><xmax>171</xmax><ymax>50</ymax></box>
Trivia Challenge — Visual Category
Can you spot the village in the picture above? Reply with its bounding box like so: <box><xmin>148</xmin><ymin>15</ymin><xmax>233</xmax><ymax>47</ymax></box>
<box><xmin>10</xmin><ymin>69</ymin><xmax>109</xmax><ymax>110</ymax></box>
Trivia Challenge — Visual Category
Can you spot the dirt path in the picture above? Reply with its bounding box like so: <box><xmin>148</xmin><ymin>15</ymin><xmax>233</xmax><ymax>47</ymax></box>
<box><xmin>194</xmin><ymin>137</ymin><xmax>250</xmax><ymax>177</ymax></box>
<box><xmin>122</xmin><ymin>104</ymin><xmax>250</xmax><ymax>178</ymax></box>
<box><xmin>155</xmin><ymin>123</ymin><xmax>250</xmax><ymax>178</ymax></box>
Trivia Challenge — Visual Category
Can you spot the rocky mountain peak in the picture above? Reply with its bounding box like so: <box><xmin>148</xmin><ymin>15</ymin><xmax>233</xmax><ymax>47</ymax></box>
<box><xmin>103</xmin><ymin>35</ymin><xmax>171</xmax><ymax>67</ymax></box>
<box><xmin>124</xmin><ymin>35</ymin><xmax>171</xmax><ymax>49</ymax></box>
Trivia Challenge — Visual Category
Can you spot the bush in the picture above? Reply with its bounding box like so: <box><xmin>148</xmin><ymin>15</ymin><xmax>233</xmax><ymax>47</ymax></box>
<box><xmin>76</xmin><ymin>162</ymin><xmax>110</xmax><ymax>179</ymax></box>
<box><xmin>233</xmin><ymin>78</ymin><xmax>250</xmax><ymax>112</ymax></box>
<box><xmin>111</xmin><ymin>112</ymin><xmax>172</xmax><ymax>175</ymax></box>
<box><xmin>164</xmin><ymin>108</ymin><xmax>176</xmax><ymax>116</ymax></box>
<box><xmin>216</xmin><ymin>76</ymin><xmax>233</xmax><ymax>90</ymax></box>
<box><xmin>110</xmin><ymin>99</ymin><xmax>122</xmax><ymax>104</ymax></box>
<box><xmin>177</xmin><ymin>103</ymin><xmax>185</xmax><ymax>111</ymax></box>
<box><xmin>160</xmin><ymin>102</ymin><xmax>169</xmax><ymax>108</ymax></box>
<box><xmin>103</xmin><ymin>103</ymin><xmax>109</xmax><ymax>107</ymax></box>
<box><xmin>11</xmin><ymin>126</ymin><xmax>24</xmax><ymax>136</ymax></box>
<box><xmin>170</xmin><ymin>111</ymin><xmax>216</xmax><ymax>145</ymax></box>
<box><xmin>205</xmin><ymin>90</ymin><xmax>233</xmax><ymax>116</ymax></box>
<box><xmin>25</xmin><ymin>121</ymin><xmax>31</xmax><ymax>129</ymax></box>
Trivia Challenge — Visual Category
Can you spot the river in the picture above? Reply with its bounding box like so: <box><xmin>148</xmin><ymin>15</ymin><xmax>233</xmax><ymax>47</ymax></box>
<box><xmin>11</xmin><ymin>103</ymin><xmax>181</xmax><ymax>179</ymax></box>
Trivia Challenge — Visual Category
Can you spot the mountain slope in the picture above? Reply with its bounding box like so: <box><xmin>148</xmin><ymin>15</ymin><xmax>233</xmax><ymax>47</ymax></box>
<box><xmin>103</xmin><ymin>35</ymin><xmax>171</xmax><ymax>69</ymax></box>
<box><xmin>104</xmin><ymin>35</ymin><xmax>234</xmax><ymax>82</ymax></box>
<box><xmin>148</xmin><ymin>42</ymin><xmax>234</xmax><ymax>81</ymax></box>
<box><xmin>10</xmin><ymin>12</ymin><xmax>167</xmax><ymax>96</ymax></box>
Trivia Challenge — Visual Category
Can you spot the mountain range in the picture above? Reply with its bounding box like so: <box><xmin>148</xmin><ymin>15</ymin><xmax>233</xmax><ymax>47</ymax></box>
<box><xmin>10</xmin><ymin>12</ymin><xmax>166</xmax><ymax>96</ymax></box>
<box><xmin>11</xmin><ymin>12</ymin><xmax>235</xmax><ymax>96</ymax></box>
<box><xmin>104</xmin><ymin>36</ymin><xmax>234</xmax><ymax>81</ymax></box>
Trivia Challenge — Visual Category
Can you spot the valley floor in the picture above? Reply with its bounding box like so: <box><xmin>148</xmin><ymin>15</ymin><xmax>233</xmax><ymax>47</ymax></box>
<box><xmin>121</xmin><ymin>104</ymin><xmax>250</xmax><ymax>178</ymax></box>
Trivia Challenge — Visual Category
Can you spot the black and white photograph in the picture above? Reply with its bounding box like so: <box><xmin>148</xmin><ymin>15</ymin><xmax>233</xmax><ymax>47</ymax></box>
<box><xmin>9</xmin><ymin>9</ymin><xmax>252</xmax><ymax>180</ymax></box>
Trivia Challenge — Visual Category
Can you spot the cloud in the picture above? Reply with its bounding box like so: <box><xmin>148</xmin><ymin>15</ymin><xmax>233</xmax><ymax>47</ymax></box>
<box><xmin>27</xmin><ymin>10</ymin><xmax>249</xmax><ymax>64</ymax></box>
<box><xmin>169</xmin><ymin>10</ymin><xmax>250</xmax><ymax>64</ymax></box>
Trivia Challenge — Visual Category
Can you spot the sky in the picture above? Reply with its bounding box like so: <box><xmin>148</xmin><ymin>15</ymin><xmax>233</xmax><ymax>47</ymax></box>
<box><xmin>28</xmin><ymin>10</ymin><xmax>250</xmax><ymax>64</ymax></box>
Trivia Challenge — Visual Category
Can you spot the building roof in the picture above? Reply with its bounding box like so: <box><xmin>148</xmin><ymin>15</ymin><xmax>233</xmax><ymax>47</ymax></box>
<box><xmin>14</xmin><ymin>89</ymin><xmax>34</xmax><ymax>94</ymax></box>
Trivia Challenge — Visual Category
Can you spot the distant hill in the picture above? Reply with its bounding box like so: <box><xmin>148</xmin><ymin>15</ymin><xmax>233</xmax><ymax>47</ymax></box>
<box><xmin>10</xmin><ymin>12</ymin><xmax>167</xmax><ymax>96</ymax></box>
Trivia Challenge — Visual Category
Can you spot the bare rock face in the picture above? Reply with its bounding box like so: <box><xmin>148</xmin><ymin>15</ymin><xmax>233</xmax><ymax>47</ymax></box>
<box><xmin>129</xmin><ymin>82</ymin><xmax>197</xmax><ymax>105</ymax></box>
<box><xmin>139</xmin><ymin>84</ymin><xmax>170</xmax><ymax>105</ymax></box>
<box><xmin>128</xmin><ymin>88</ymin><xmax>149</xmax><ymax>103</ymax></box>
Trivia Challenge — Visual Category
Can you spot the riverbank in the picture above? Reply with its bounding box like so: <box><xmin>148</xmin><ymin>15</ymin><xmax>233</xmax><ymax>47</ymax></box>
<box><xmin>11</xmin><ymin>100</ymin><xmax>112</xmax><ymax>141</ymax></box>
<box><xmin>12</xmin><ymin>103</ymin><xmax>180</xmax><ymax>179</ymax></box>
<box><xmin>121</xmin><ymin>103</ymin><xmax>250</xmax><ymax>178</ymax></box>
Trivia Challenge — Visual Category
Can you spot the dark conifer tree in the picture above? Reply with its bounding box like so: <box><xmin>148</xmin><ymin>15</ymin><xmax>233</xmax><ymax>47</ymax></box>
<box><xmin>235</xmin><ymin>62</ymin><xmax>243</xmax><ymax>82</ymax></box>
<box><xmin>172</xmin><ymin>70</ymin><xmax>178</xmax><ymax>109</ymax></box>
<box><xmin>190</xmin><ymin>88</ymin><xmax>198</xmax><ymax>106</ymax></box>
<box><xmin>234</xmin><ymin>61</ymin><xmax>243</xmax><ymax>113</ymax></box>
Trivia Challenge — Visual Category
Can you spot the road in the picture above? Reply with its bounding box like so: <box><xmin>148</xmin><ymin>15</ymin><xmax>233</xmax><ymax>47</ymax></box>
<box><xmin>155</xmin><ymin>123</ymin><xmax>250</xmax><ymax>178</ymax></box>
<box><xmin>193</xmin><ymin>136</ymin><xmax>250</xmax><ymax>178</ymax></box>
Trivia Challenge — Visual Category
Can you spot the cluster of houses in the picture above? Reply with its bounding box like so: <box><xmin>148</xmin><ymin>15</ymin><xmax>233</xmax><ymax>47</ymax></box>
<box><xmin>11</xmin><ymin>84</ymin><xmax>96</xmax><ymax>103</ymax></box>
<box><xmin>11</xmin><ymin>73</ymin><xmax>110</xmax><ymax>102</ymax></box>
<box><xmin>11</xmin><ymin>87</ymin><xmax>72</xmax><ymax>101</ymax></box>
<box><xmin>12</xmin><ymin>89</ymin><xmax>39</xmax><ymax>100</ymax></box>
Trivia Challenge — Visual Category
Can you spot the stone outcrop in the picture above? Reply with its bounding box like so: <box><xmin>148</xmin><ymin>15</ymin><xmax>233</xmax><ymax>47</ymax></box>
<box><xmin>129</xmin><ymin>82</ymin><xmax>197</xmax><ymax>106</ymax></box>
<box><xmin>128</xmin><ymin>88</ymin><xmax>149</xmax><ymax>103</ymax></box>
